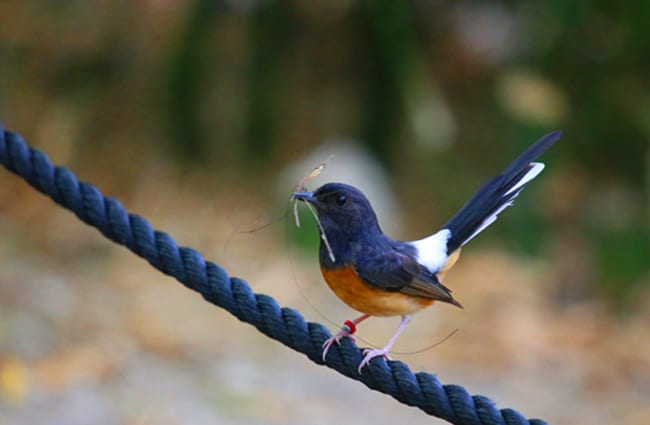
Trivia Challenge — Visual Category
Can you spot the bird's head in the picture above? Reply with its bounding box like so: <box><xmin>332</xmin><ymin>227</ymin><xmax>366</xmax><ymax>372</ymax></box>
<box><xmin>292</xmin><ymin>182</ymin><xmax>381</xmax><ymax>240</ymax></box>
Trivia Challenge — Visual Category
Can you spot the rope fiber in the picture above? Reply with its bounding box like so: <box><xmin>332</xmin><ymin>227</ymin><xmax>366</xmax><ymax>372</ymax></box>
<box><xmin>0</xmin><ymin>124</ymin><xmax>548</xmax><ymax>425</ymax></box>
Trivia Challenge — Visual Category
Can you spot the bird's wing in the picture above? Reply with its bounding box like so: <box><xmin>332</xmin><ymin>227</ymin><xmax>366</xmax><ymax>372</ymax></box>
<box><xmin>355</xmin><ymin>251</ymin><xmax>461</xmax><ymax>307</ymax></box>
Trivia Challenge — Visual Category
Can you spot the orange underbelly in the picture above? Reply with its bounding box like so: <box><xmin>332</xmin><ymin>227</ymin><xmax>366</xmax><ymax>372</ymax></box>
<box><xmin>320</xmin><ymin>266</ymin><xmax>434</xmax><ymax>316</ymax></box>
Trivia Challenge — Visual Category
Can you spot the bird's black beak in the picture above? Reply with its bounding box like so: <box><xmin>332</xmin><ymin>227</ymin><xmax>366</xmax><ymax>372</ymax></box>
<box><xmin>291</xmin><ymin>191</ymin><xmax>315</xmax><ymax>203</ymax></box>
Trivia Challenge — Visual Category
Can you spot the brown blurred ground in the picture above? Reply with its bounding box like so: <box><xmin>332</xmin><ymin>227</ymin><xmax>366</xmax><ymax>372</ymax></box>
<box><xmin>0</xmin><ymin>166</ymin><xmax>648</xmax><ymax>425</ymax></box>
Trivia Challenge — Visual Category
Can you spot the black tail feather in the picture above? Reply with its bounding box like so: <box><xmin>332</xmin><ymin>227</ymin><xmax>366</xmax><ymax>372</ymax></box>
<box><xmin>443</xmin><ymin>131</ymin><xmax>561</xmax><ymax>253</ymax></box>
<box><xmin>501</xmin><ymin>131</ymin><xmax>562</xmax><ymax>177</ymax></box>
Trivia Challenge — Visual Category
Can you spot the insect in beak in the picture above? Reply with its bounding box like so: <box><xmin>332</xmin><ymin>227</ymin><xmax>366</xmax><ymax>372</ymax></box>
<box><xmin>291</xmin><ymin>157</ymin><xmax>336</xmax><ymax>262</ymax></box>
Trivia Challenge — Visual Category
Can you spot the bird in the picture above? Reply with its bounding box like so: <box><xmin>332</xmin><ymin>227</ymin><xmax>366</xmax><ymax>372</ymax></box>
<box><xmin>292</xmin><ymin>131</ymin><xmax>561</xmax><ymax>372</ymax></box>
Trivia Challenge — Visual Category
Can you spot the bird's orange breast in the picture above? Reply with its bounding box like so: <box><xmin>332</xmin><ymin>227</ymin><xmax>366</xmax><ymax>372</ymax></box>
<box><xmin>320</xmin><ymin>266</ymin><xmax>434</xmax><ymax>317</ymax></box>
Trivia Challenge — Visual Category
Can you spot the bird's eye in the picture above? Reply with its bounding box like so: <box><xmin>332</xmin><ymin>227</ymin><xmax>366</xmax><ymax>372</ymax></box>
<box><xmin>335</xmin><ymin>194</ymin><xmax>347</xmax><ymax>206</ymax></box>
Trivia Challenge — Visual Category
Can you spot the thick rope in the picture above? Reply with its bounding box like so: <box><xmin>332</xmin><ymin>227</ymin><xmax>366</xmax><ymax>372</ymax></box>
<box><xmin>0</xmin><ymin>124</ymin><xmax>548</xmax><ymax>425</ymax></box>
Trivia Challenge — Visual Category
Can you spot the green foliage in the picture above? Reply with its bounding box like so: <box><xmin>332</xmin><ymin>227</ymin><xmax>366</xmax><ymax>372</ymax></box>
<box><xmin>595</xmin><ymin>225</ymin><xmax>650</xmax><ymax>308</ymax></box>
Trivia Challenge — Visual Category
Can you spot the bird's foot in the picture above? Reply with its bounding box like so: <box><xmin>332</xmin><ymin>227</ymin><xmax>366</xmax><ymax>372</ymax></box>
<box><xmin>358</xmin><ymin>347</ymin><xmax>392</xmax><ymax>373</ymax></box>
<box><xmin>322</xmin><ymin>320</ymin><xmax>358</xmax><ymax>361</ymax></box>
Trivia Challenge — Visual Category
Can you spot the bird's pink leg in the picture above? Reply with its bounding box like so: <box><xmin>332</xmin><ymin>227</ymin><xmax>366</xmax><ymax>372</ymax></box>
<box><xmin>358</xmin><ymin>315</ymin><xmax>411</xmax><ymax>373</ymax></box>
<box><xmin>322</xmin><ymin>314</ymin><xmax>370</xmax><ymax>361</ymax></box>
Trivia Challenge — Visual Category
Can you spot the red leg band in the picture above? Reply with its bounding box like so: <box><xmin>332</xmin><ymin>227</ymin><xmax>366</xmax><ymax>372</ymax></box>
<box><xmin>344</xmin><ymin>320</ymin><xmax>357</xmax><ymax>334</ymax></box>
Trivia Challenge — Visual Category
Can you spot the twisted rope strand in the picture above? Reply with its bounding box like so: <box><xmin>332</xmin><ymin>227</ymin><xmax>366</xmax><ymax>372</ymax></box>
<box><xmin>0</xmin><ymin>124</ymin><xmax>548</xmax><ymax>425</ymax></box>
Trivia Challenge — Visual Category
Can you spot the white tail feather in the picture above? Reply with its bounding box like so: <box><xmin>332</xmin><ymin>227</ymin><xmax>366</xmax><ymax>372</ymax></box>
<box><xmin>505</xmin><ymin>162</ymin><xmax>545</xmax><ymax>196</ymax></box>
<box><xmin>461</xmin><ymin>201</ymin><xmax>511</xmax><ymax>246</ymax></box>
<box><xmin>461</xmin><ymin>162</ymin><xmax>545</xmax><ymax>246</ymax></box>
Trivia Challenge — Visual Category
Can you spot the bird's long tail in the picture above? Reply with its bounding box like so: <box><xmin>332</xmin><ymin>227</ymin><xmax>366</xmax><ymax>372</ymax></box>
<box><xmin>443</xmin><ymin>131</ymin><xmax>562</xmax><ymax>254</ymax></box>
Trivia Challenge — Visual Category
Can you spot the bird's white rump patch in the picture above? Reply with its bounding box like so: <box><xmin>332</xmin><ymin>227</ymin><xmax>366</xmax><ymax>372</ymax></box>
<box><xmin>409</xmin><ymin>229</ymin><xmax>451</xmax><ymax>273</ymax></box>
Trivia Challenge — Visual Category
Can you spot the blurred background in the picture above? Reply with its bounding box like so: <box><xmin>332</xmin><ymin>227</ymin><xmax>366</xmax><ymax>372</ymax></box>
<box><xmin>0</xmin><ymin>1</ymin><xmax>648</xmax><ymax>424</ymax></box>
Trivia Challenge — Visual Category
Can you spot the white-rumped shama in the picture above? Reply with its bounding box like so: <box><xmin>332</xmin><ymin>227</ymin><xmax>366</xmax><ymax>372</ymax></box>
<box><xmin>292</xmin><ymin>131</ymin><xmax>561</xmax><ymax>371</ymax></box>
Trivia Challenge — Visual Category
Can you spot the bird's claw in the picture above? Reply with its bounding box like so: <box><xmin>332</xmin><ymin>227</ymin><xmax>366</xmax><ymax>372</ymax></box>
<box><xmin>322</xmin><ymin>326</ymin><xmax>357</xmax><ymax>362</ymax></box>
<box><xmin>358</xmin><ymin>348</ymin><xmax>392</xmax><ymax>373</ymax></box>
